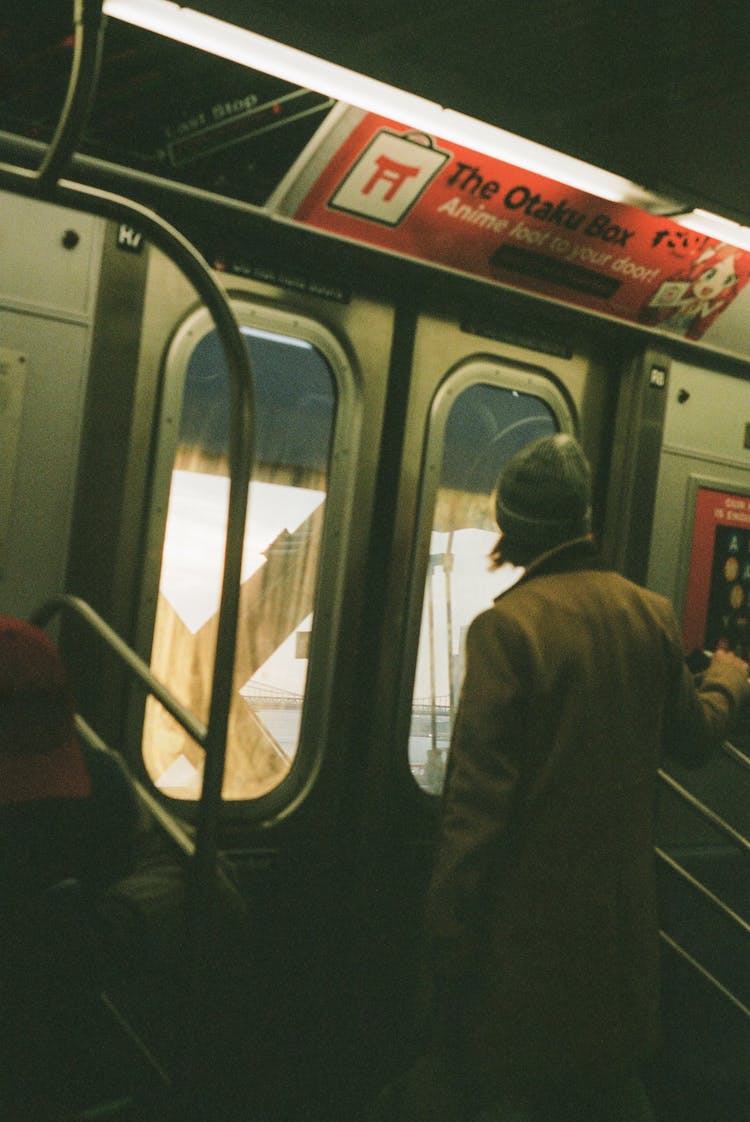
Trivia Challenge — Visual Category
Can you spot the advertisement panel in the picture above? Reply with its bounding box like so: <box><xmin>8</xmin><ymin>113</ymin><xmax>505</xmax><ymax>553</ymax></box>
<box><xmin>682</xmin><ymin>488</ymin><xmax>750</xmax><ymax>658</ymax></box>
<box><xmin>293</xmin><ymin>114</ymin><xmax>750</xmax><ymax>338</ymax></box>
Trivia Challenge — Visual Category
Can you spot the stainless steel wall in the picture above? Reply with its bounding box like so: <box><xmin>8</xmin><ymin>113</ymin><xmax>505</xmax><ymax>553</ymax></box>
<box><xmin>0</xmin><ymin>190</ymin><xmax>104</xmax><ymax>618</ymax></box>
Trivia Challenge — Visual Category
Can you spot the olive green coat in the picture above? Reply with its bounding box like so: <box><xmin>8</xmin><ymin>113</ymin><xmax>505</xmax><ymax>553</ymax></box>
<box><xmin>426</xmin><ymin>538</ymin><xmax>749</xmax><ymax>1084</ymax></box>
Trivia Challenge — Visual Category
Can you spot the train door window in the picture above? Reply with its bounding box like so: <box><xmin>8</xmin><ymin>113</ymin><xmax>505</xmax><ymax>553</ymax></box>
<box><xmin>408</xmin><ymin>365</ymin><xmax>573</xmax><ymax>794</ymax></box>
<box><xmin>141</xmin><ymin>309</ymin><xmax>353</xmax><ymax>801</ymax></box>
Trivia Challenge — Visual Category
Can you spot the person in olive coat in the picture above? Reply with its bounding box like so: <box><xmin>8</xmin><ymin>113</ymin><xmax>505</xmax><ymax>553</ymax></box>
<box><xmin>424</xmin><ymin>434</ymin><xmax>750</xmax><ymax>1121</ymax></box>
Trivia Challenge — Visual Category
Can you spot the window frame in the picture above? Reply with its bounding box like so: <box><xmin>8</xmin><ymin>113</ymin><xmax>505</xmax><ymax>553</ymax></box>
<box><xmin>134</xmin><ymin>298</ymin><xmax>361</xmax><ymax>819</ymax></box>
<box><xmin>399</xmin><ymin>357</ymin><xmax>576</xmax><ymax>794</ymax></box>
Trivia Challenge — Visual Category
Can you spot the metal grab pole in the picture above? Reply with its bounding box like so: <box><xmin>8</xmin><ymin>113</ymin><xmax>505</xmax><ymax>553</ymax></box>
<box><xmin>444</xmin><ymin>530</ymin><xmax>455</xmax><ymax>708</ymax></box>
<box><xmin>7</xmin><ymin>11</ymin><xmax>256</xmax><ymax>814</ymax></box>
<box><xmin>34</xmin><ymin>0</ymin><xmax>106</xmax><ymax>196</ymax></box>
<box><xmin>4</xmin><ymin>0</ymin><xmax>255</xmax><ymax>894</ymax></box>
<box><xmin>0</xmin><ymin>173</ymin><xmax>255</xmax><ymax>1108</ymax></box>
<box><xmin>31</xmin><ymin>594</ymin><xmax>208</xmax><ymax>750</ymax></box>
<box><xmin>5</xmin><ymin>167</ymin><xmax>254</xmax><ymax>1102</ymax></box>
<box><xmin>0</xmin><ymin>164</ymin><xmax>256</xmax><ymax>835</ymax></box>
<box><xmin>5</xmin><ymin>2</ymin><xmax>256</xmax><ymax>1103</ymax></box>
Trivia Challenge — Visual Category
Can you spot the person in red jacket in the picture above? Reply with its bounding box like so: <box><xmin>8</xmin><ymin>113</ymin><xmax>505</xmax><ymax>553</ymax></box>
<box><xmin>423</xmin><ymin>434</ymin><xmax>750</xmax><ymax>1122</ymax></box>
<box><xmin>0</xmin><ymin>616</ymin><xmax>137</xmax><ymax>904</ymax></box>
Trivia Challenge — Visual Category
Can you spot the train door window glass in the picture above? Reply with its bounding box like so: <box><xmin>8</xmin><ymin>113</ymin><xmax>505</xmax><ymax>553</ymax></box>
<box><xmin>410</xmin><ymin>380</ymin><xmax>559</xmax><ymax>794</ymax></box>
<box><xmin>143</xmin><ymin>324</ymin><xmax>336</xmax><ymax>800</ymax></box>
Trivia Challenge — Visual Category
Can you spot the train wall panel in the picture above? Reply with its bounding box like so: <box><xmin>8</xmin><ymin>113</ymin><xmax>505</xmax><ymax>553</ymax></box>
<box><xmin>0</xmin><ymin>310</ymin><xmax>92</xmax><ymax>618</ymax></box>
<box><xmin>648</xmin><ymin>361</ymin><xmax>750</xmax><ymax>613</ymax></box>
<box><xmin>0</xmin><ymin>192</ymin><xmax>102</xmax><ymax>319</ymax></box>
<box><xmin>0</xmin><ymin>192</ymin><xmax>105</xmax><ymax>618</ymax></box>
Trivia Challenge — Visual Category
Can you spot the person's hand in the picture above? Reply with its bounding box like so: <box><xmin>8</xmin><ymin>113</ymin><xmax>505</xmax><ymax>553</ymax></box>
<box><xmin>712</xmin><ymin>647</ymin><xmax>750</xmax><ymax>679</ymax></box>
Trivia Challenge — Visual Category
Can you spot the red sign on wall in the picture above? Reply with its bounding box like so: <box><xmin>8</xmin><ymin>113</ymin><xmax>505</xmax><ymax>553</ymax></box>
<box><xmin>683</xmin><ymin>488</ymin><xmax>750</xmax><ymax>657</ymax></box>
<box><xmin>294</xmin><ymin>115</ymin><xmax>750</xmax><ymax>338</ymax></box>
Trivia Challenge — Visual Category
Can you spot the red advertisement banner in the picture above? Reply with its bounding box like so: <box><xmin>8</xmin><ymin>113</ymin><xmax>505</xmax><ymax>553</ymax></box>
<box><xmin>683</xmin><ymin>488</ymin><xmax>750</xmax><ymax>658</ymax></box>
<box><xmin>294</xmin><ymin>115</ymin><xmax>750</xmax><ymax>338</ymax></box>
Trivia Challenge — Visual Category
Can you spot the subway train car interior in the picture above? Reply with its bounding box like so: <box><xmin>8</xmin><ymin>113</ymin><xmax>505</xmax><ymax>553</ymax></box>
<box><xmin>1</xmin><ymin>2</ymin><xmax>750</xmax><ymax>1118</ymax></box>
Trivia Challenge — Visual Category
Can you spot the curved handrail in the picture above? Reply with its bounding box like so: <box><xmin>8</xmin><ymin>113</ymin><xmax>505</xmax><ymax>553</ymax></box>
<box><xmin>13</xmin><ymin>0</ymin><xmax>746</xmax><ymax>1080</ymax></box>
<box><xmin>0</xmin><ymin>0</ymin><xmax>256</xmax><ymax>891</ymax></box>
<box><xmin>5</xmin><ymin>6</ymin><xmax>254</xmax><ymax>1102</ymax></box>
<box><xmin>0</xmin><ymin>168</ymin><xmax>255</xmax><ymax>866</ymax></box>
<box><xmin>34</xmin><ymin>0</ymin><xmax>106</xmax><ymax>195</ymax></box>
<box><xmin>75</xmin><ymin>701</ymin><xmax>247</xmax><ymax>963</ymax></box>
<box><xmin>33</xmin><ymin>594</ymin><xmax>207</xmax><ymax>749</ymax></box>
<box><xmin>75</xmin><ymin>709</ymin><xmax>197</xmax><ymax>860</ymax></box>
<box><xmin>32</xmin><ymin>594</ymin><xmax>204</xmax><ymax>861</ymax></box>
<box><xmin>32</xmin><ymin>596</ymin><xmax>245</xmax><ymax>906</ymax></box>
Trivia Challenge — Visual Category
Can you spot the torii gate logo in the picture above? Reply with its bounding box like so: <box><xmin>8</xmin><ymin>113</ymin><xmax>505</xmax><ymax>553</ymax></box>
<box><xmin>328</xmin><ymin>128</ymin><xmax>451</xmax><ymax>226</ymax></box>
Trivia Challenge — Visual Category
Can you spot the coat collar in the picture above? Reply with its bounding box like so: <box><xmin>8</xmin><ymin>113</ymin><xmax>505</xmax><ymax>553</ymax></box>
<box><xmin>494</xmin><ymin>536</ymin><xmax>603</xmax><ymax>603</ymax></box>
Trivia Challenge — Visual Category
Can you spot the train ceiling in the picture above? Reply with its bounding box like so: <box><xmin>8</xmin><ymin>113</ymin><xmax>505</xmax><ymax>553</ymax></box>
<box><xmin>2</xmin><ymin>1</ymin><xmax>750</xmax><ymax>225</ymax></box>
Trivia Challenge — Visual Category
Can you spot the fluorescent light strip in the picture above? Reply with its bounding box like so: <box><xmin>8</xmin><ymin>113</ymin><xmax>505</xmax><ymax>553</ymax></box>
<box><xmin>102</xmin><ymin>0</ymin><xmax>669</xmax><ymax>206</ymax></box>
<box><xmin>99</xmin><ymin>0</ymin><xmax>750</xmax><ymax>237</ymax></box>
<box><xmin>102</xmin><ymin>0</ymin><xmax>440</xmax><ymax>124</ymax></box>
<box><xmin>437</xmin><ymin>110</ymin><xmax>667</xmax><ymax>209</ymax></box>
<box><xmin>673</xmin><ymin>209</ymin><xmax>750</xmax><ymax>253</ymax></box>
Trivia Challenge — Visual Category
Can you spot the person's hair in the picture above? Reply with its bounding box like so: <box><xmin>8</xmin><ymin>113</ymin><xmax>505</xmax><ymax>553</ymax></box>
<box><xmin>489</xmin><ymin>534</ymin><xmax>538</xmax><ymax>569</ymax></box>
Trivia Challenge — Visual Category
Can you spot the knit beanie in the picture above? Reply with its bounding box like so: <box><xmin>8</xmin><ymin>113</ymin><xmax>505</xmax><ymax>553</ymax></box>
<box><xmin>494</xmin><ymin>433</ymin><xmax>592</xmax><ymax>559</ymax></box>
<box><xmin>0</xmin><ymin>617</ymin><xmax>91</xmax><ymax>803</ymax></box>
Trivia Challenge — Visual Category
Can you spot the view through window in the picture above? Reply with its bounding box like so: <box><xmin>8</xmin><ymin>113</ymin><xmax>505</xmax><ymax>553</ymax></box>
<box><xmin>143</xmin><ymin>325</ymin><xmax>336</xmax><ymax>800</ymax></box>
<box><xmin>410</xmin><ymin>381</ymin><xmax>558</xmax><ymax>793</ymax></box>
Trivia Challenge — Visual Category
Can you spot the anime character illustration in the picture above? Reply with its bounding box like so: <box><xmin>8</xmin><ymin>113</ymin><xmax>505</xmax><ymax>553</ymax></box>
<box><xmin>640</xmin><ymin>241</ymin><xmax>750</xmax><ymax>340</ymax></box>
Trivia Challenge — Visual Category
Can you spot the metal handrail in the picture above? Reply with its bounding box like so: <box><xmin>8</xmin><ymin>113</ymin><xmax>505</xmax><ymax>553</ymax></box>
<box><xmin>12</xmin><ymin>0</ymin><xmax>746</xmax><ymax>1083</ymax></box>
<box><xmin>657</xmin><ymin>768</ymin><xmax>750</xmax><ymax>854</ymax></box>
<box><xmin>34</xmin><ymin>0</ymin><xmax>106</xmax><ymax>195</ymax></box>
<box><xmin>32</xmin><ymin>596</ymin><xmax>247</xmax><ymax>1033</ymax></box>
<box><xmin>74</xmin><ymin>710</ymin><xmax>196</xmax><ymax>860</ymax></box>
<box><xmin>0</xmin><ymin>1</ymin><xmax>255</xmax><ymax>886</ymax></box>
<box><xmin>0</xmin><ymin>183</ymin><xmax>252</xmax><ymax>1110</ymax></box>
<box><xmin>655</xmin><ymin>847</ymin><xmax>750</xmax><ymax>936</ymax></box>
<box><xmin>32</xmin><ymin>595</ymin><xmax>207</xmax><ymax>860</ymax></box>
<box><xmin>723</xmin><ymin>738</ymin><xmax>750</xmax><ymax>774</ymax></box>
<box><xmin>0</xmin><ymin>168</ymin><xmax>255</xmax><ymax>855</ymax></box>
<box><xmin>659</xmin><ymin>930</ymin><xmax>750</xmax><ymax>1021</ymax></box>
<box><xmin>656</xmin><ymin>761</ymin><xmax>750</xmax><ymax>1024</ymax></box>
<box><xmin>5</xmin><ymin>7</ymin><xmax>255</xmax><ymax>1102</ymax></box>
<box><xmin>33</xmin><ymin>594</ymin><xmax>207</xmax><ymax>750</ymax></box>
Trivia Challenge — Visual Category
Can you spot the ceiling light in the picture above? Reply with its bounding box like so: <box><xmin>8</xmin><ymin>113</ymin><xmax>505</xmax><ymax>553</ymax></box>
<box><xmin>672</xmin><ymin>209</ymin><xmax>750</xmax><ymax>252</ymax></box>
<box><xmin>102</xmin><ymin>0</ymin><xmax>673</xmax><ymax>207</ymax></box>
<box><xmin>102</xmin><ymin>0</ymin><xmax>440</xmax><ymax>123</ymax></box>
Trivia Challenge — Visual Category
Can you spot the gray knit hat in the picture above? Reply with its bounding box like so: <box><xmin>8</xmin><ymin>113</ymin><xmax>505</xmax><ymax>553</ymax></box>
<box><xmin>494</xmin><ymin>433</ymin><xmax>592</xmax><ymax>559</ymax></box>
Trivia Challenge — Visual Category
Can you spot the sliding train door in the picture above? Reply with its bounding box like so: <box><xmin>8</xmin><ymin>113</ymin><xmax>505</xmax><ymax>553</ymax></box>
<box><xmin>350</xmin><ymin>303</ymin><xmax>617</xmax><ymax>1098</ymax></box>
<box><xmin>128</xmin><ymin>245</ymin><xmax>401</xmax><ymax>1117</ymax></box>
<box><xmin>126</xmin><ymin>236</ymin><xmax>619</xmax><ymax>1115</ymax></box>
